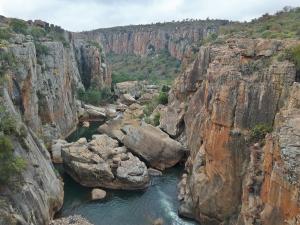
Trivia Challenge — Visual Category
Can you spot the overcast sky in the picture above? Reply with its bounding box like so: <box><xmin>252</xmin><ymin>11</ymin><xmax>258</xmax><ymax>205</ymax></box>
<box><xmin>0</xmin><ymin>0</ymin><xmax>299</xmax><ymax>32</ymax></box>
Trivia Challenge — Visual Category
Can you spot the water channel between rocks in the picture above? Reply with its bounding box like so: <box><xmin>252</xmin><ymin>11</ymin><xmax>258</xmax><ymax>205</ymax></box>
<box><xmin>56</xmin><ymin>121</ymin><xmax>197</xmax><ymax>225</ymax></box>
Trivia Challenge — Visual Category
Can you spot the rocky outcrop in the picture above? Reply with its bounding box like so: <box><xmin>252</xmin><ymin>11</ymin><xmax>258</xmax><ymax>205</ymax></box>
<box><xmin>82</xmin><ymin>20</ymin><xmax>228</xmax><ymax>61</ymax></box>
<box><xmin>73</xmin><ymin>35</ymin><xmax>111</xmax><ymax>89</ymax></box>
<box><xmin>122</xmin><ymin>123</ymin><xmax>185</xmax><ymax>170</ymax></box>
<box><xmin>3</xmin><ymin>33</ymin><xmax>111</xmax><ymax>143</ymax></box>
<box><xmin>62</xmin><ymin>135</ymin><xmax>150</xmax><ymax>190</ymax></box>
<box><xmin>162</xmin><ymin>38</ymin><xmax>299</xmax><ymax>224</ymax></box>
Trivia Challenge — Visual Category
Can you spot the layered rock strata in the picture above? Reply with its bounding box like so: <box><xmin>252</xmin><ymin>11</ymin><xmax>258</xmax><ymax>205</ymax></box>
<box><xmin>81</xmin><ymin>20</ymin><xmax>228</xmax><ymax>61</ymax></box>
<box><xmin>161</xmin><ymin>38</ymin><xmax>300</xmax><ymax>224</ymax></box>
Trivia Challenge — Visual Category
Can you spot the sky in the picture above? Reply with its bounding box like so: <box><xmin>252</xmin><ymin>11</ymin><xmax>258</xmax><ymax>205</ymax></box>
<box><xmin>0</xmin><ymin>0</ymin><xmax>299</xmax><ymax>32</ymax></box>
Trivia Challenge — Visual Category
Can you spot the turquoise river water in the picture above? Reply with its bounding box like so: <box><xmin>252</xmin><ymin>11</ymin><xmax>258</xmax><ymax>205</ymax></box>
<box><xmin>57</xmin><ymin>122</ymin><xmax>198</xmax><ymax>225</ymax></box>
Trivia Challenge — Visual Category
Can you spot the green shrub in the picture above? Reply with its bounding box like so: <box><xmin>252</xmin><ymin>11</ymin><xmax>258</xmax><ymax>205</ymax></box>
<box><xmin>157</xmin><ymin>91</ymin><xmax>168</xmax><ymax>105</ymax></box>
<box><xmin>18</xmin><ymin>125</ymin><xmax>28</xmax><ymax>139</ymax></box>
<box><xmin>0</xmin><ymin>135</ymin><xmax>27</xmax><ymax>184</ymax></box>
<box><xmin>88</xmin><ymin>41</ymin><xmax>103</xmax><ymax>51</ymax></box>
<box><xmin>0</xmin><ymin>28</ymin><xmax>12</xmax><ymax>40</ymax></box>
<box><xmin>77</xmin><ymin>87</ymin><xmax>113</xmax><ymax>105</ymax></box>
<box><xmin>35</xmin><ymin>42</ymin><xmax>50</xmax><ymax>57</ymax></box>
<box><xmin>161</xmin><ymin>85</ymin><xmax>170</xmax><ymax>93</ymax></box>
<box><xmin>0</xmin><ymin>112</ymin><xmax>17</xmax><ymax>135</ymax></box>
<box><xmin>143</xmin><ymin>101</ymin><xmax>157</xmax><ymax>117</ymax></box>
<box><xmin>287</xmin><ymin>45</ymin><xmax>300</xmax><ymax>71</ymax></box>
<box><xmin>153</xmin><ymin>113</ymin><xmax>160</xmax><ymax>126</ymax></box>
<box><xmin>9</xmin><ymin>19</ymin><xmax>28</xmax><ymax>34</ymax></box>
<box><xmin>0</xmin><ymin>50</ymin><xmax>16</xmax><ymax>77</ymax></box>
<box><xmin>30</xmin><ymin>27</ymin><xmax>46</xmax><ymax>40</ymax></box>
<box><xmin>250</xmin><ymin>124</ymin><xmax>273</xmax><ymax>143</ymax></box>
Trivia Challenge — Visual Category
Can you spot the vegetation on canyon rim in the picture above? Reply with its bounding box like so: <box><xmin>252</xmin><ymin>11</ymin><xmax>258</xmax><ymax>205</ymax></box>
<box><xmin>220</xmin><ymin>6</ymin><xmax>300</xmax><ymax>40</ymax></box>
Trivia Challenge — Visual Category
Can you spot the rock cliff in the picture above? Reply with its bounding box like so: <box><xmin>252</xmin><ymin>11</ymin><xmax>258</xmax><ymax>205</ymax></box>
<box><xmin>0</xmin><ymin>17</ymin><xmax>111</xmax><ymax>225</ymax></box>
<box><xmin>161</xmin><ymin>38</ymin><xmax>300</xmax><ymax>224</ymax></box>
<box><xmin>80</xmin><ymin>20</ymin><xmax>228</xmax><ymax>61</ymax></box>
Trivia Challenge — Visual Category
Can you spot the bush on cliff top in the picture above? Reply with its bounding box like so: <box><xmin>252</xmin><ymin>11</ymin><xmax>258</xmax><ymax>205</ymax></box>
<box><xmin>9</xmin><ymin>18</ymin><xmax>28</xmax><ymax>35</ymax></box>
<box><xmin>0</xmin><ymin>28</ymin><xmax>12</xmax><ymax>40</ymax></box>
<box><xmin>285</xmin><ymin>45</ymin><xmax>300</xmax><ymax>71</ymax></box>
<box><xmin>220</xmin><ymin>7</ymin><xmax>300</xmax><ymax>39</ymax></box>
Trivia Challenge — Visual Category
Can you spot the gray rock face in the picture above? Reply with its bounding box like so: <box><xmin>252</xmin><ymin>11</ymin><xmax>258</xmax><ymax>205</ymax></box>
<box><xmin>62</xmin><ymin>135</ymin><xmax>150</xmax><ymax>190</ymax></box>
<box><xmin>0</xmin><ymin>17</ymin><xmax>112</xmax><ymax>225</ymax></box>
<box><xmin>0</xmin><ymin>90</ymin><xmax>64</xmax><ymax>225</ymax></box>
<box><xmin>122</xmin><ymin>124</ymin><xmax>185</xmax><ymax>170</ymax></box>
<box><xmin>73</xmin><ymin>36</ymin><xmax>111</xmax><ymax>89</ymax></box>
<box><xmin>9</xmin><ymin>41</ymin><xmax>82</xmax><ymax>143</ymax></box>
<box><xmin>51</xmin><ymin>139</ymin><xmax>68</xmax><ymax>163</ymax></box>
<box><xmin>81</xmin><ymin>20</ymin><xmax>228</xmax><ymax>61</ymax></box>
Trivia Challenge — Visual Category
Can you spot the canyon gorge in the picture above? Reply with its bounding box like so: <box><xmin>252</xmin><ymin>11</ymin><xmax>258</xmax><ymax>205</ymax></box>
<box><xmin>0</xmin><ymin>7</ymin><xmax>300</xmax><ymax>225</ymax></box>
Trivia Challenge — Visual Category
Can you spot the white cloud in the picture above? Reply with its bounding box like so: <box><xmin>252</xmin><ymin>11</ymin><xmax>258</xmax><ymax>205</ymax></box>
<box><xmin>0</xmin><ymin>0</ymin><xmax>299</xmax><ymax>31</ymax></box>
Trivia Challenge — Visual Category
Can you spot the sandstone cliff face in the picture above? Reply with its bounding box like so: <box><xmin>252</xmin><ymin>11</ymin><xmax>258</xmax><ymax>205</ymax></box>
<box><xmin>161</xmin><ymin>38</ymin><xmax>299</xmax><ymax>224</ymax></box>
<box><xmin>238</xmin><ymin>83</ymin><xmax>300</xmax><ymax>225</ymax></box>
<box><xmin>81</xmin><ymin>20</ymin><xmax>228</xmax><ymax>61</ymax></box>
<box><xmin>0</xmin><ymin>19</ymin><xmax>111</xmax><ymax>225</ymax></box>
<box><xmin>73</xmin><ymin>34</ymin><xmax>111</xmax><ymax>89</ymax></box>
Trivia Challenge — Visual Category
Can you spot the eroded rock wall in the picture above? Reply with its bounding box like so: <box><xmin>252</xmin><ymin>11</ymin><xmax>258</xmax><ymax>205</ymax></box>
<box><xmin>161</xmin><ymin>38</ymin><xmax>300</xmax><ymax>224</ymax></box>
<box><xmin>0</xmin><ymin>18</ymin><xmax>111</xmax><ymax>225</ymax></box>
<box><xmin>0</xmin><ymin>89</ymin><xmax>64</xmax><ymax>225</ymax></box>
<box><xmin>80</xmin><ymin>20</ymin><xmax>228</xmax><ymax>61</ymax></box>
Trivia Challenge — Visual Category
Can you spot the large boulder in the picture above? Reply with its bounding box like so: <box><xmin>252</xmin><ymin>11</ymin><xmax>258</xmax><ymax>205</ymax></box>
<box><xmin>83</xmin><ymin>104</ymin><xmax>107</xmax><ymax>120</ymax></box>
<box><xmin>119</xmin><ymin>93</ymin><xmax>137</xmax><ymax>105</ymax></box>
<box><xmin>122</xmin><ymin>124</ymin><xmax>185</xmax><ymax>170</ymax></box>
<box><xmin>61</xmin><ymin>135</ymin><xmax>150</xmax><ymax>190</ymax></box>
<box><xmin>91</xmin><ymin>188</ymin><xmax>106</xmax><ymax>200</ymax></box>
